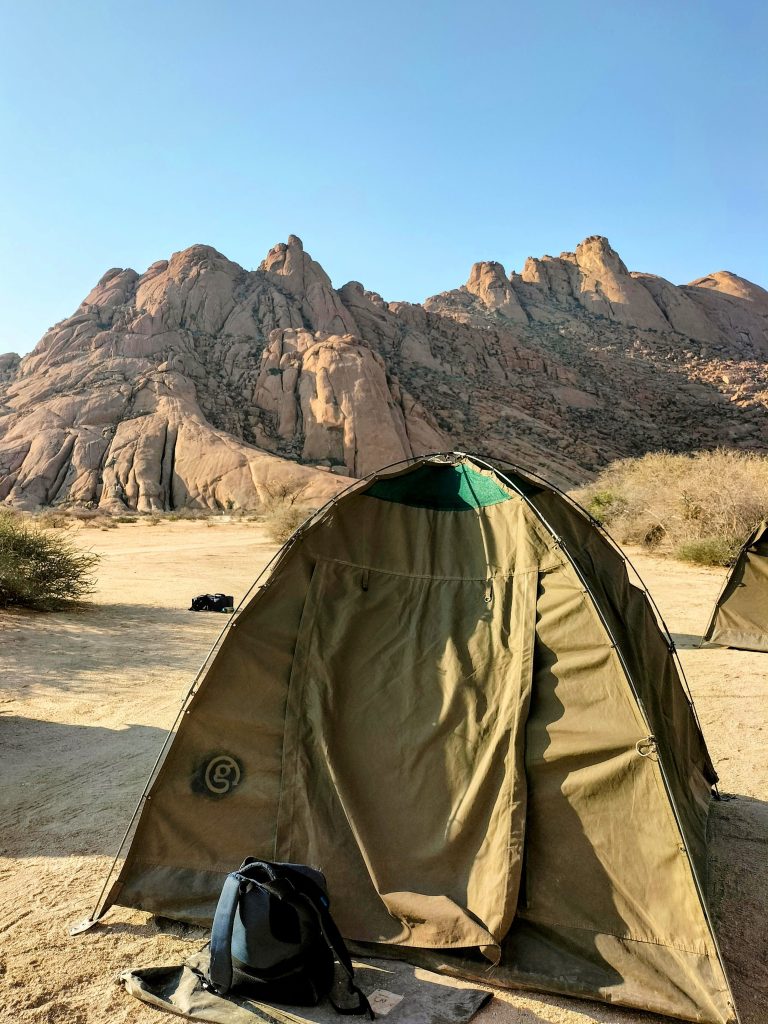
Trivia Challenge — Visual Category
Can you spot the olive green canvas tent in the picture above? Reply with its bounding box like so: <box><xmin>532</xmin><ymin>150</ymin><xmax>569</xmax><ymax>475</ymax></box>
<box><xmin>704</xmin><ymin>521</ymin><xmax>768</xmax><ymax>652</ymax></box>
<box><xmin>88</xmin><ymin>454</ymin><xmax>737</xmax><ymax>1023</ymax></box>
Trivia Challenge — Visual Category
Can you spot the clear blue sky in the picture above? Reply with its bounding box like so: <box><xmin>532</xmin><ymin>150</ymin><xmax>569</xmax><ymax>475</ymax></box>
<box><xmin>1</xmin><ymin>0</ymin><xmax>766</xmax><ymax>355</ymax></box>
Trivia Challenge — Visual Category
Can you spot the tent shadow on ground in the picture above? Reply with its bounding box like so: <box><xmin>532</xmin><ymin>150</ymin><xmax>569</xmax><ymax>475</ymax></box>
<box><xmin>707</xmin><ymin>793</ymin><xmax>768</xmax><ymax>1024</ymax></box>
<box><xmin>670</xmin><ymin>632</ymin><xmax>705</xmax><ymax>649</ymax></box>
<box><xmin>0</xmin><ymin>715</ymin><xmax>168</xmax><ymax>858</ymax></box>
<box><xmin>3</xmin><ymin>601</ymin><xmax>227</xmax><ymax>694</ymax></box>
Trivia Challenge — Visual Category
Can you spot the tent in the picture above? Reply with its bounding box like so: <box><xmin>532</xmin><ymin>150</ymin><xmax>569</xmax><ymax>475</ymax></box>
<box><xmin>704</xmin><ymin>521</ymin><xmax>768</xmax><ymax>652</ymax></box>
<box><xmin>89</xmin><ymin>454</ymin><xmax>737</xmax><ymax>1023</ymax></box>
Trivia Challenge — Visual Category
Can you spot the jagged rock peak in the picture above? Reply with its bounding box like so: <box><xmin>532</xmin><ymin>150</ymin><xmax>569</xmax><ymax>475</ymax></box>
<box><xmin>81</xmin><ymin>267</ymin><xmax>139</xmax><ymax>310</ymax></box>
<box><xmin>464</xmin><ymin>261</ymin><xmax>528</xmax><ymax>322</ymax></box>
<box><xmin>259</xmin><ymin>235</ymin><xmax>357</xmax><ymax>335</ymax></box>
<box><xmin>467</xmin><ymin>260</ymin><xmax>508</xmax><ymax>287</ymax></box>
<box><xmin>260</xmin><ymin>234</ymin><xmax>307</xmax><ymax>275</ymax></box>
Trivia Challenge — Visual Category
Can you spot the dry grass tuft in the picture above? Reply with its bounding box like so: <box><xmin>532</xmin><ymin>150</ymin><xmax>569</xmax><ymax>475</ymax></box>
<box><xmin>575</xmin><ymin>449</ymin><xmax>768</xmax><ymax>566</ymax></box>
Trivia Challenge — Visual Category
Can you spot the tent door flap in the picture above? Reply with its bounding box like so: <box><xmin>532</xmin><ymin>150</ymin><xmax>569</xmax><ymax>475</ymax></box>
<box><xmin>275</xmin><ymin>558</ymin><xmax>538</xmax><ymax>957</ymax></box>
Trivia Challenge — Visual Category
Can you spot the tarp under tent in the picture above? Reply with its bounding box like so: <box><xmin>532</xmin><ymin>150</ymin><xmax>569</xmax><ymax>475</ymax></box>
<box><xmin>704</xmin><ymin>521</ymin><xmax>768</xmax><ymax>652</ymax></box>
<box><xmin>88</xmin><ymin>454</ymin><xmax>737</xmax><ymax>1024</ymax></box>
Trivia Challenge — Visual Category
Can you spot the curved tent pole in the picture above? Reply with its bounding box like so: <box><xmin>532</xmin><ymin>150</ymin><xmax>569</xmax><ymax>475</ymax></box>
<box><xmin>72</xmin><ymin>451</ymin><xmax>447</xmax><ymax>934</ymax></box>
<box><xmin>473</xmin><ymin>452</ymin><xmax>712</xmax><ymax>762</ymax></box>
<box><xmin>459</xmin><ymin>452</ymin><xmax>740</xmax><ymax>1024</ymax></box>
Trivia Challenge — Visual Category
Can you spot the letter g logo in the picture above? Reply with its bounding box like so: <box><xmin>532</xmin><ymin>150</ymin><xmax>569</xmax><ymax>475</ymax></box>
<box><xmin>192</xmin><ymin>752</ymin><xmax>244</xmax><ymax>798</ymax></box>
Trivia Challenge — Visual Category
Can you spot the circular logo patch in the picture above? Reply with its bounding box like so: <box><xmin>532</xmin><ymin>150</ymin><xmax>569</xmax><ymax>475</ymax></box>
<box><xmin>192</xmin><ymin>753</ymin><xmax>243</xmax><ymax>798</ymax></box>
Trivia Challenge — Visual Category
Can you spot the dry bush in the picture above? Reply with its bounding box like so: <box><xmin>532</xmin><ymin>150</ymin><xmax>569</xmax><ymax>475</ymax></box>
<box><xmin>260</xmin><ymin>483</ymin><xmax>314</xmax><ymax>544</ymax></box>
<box><xmin>68</xmin><ymin>508</ymin><xmax>102</xmax><ymax>522</ymax></box>
<box><xmin>36</xmin><ymin>511</ymin><xmax>74</xmax><ymax>530</ymax></box>
<box><xmin>575</xmin><ymin>449</ymin><xmax>768</xmax><ymax>565</ymax></box>
<box><xmin>81</xmin><ymin>515</ymin><xmax>117</xmax><ymax>530</ymax></box>
<box><xmin>163</xmin><ymin>509</ymin><xmax>204</xmax><ymax>522</ymax></box>
<box><xmin>0</xmin><ymin>511</ymin><xmax>99</xmax><ymax>609</ymax></box>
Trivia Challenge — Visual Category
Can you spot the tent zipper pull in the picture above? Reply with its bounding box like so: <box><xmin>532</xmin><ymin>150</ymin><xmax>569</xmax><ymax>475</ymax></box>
<box><xmin>361</xmin><ymin>568</ymin><xmax>369</xmax><ymax>592</ymax></box>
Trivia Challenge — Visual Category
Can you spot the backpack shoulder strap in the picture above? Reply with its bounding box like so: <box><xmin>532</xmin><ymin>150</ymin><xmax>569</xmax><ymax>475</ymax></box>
<box><xmin>208</xmin><ymin>872</ymin><xmax>242</xmax><ymax>994</ymax></box>
<box><xmin>288</xmin><ymin>875</ymin><xmax>373</xmax><ymax>1019</ymax></box>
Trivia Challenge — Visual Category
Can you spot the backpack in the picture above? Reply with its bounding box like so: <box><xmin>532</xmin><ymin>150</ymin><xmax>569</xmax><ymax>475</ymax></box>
<box><xmin>189</xmin><ymin>593</ymin><xmax>234</xmax><ymax>612</ymax></box>
<box><xmin>206</xmin><ymin>858</ymin><xmax>373</xmax><ymax>1016</ymax></box>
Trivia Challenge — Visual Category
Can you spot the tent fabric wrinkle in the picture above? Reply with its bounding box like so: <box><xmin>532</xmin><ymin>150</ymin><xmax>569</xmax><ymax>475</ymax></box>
<box><xmin>96</xmin><ymin>456</ymin><xmax>737</xmax><ymax>1024</ymax></box>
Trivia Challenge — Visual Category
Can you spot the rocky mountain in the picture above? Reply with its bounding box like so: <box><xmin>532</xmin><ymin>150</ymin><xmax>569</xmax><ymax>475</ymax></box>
<box><xmin>1</xmin><ymin>234</ymin><xmax>766</xmax><ymax>512</ymax></box>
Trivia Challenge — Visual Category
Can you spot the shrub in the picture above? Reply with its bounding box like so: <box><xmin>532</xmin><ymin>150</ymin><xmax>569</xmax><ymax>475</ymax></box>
<box><xmin>0</xmin><ymin>512</ymin><xmax>99</xmax><ymax>609</ymax></box>
<box><xmin>585</xmin><ymin>489</ymin><xmax>627</xmax><ymax>525</ymax></box>
<box><xmin>676</xmin><ymin>537</ymin><xmax>740</xmax><ymax>567</ymax></box>
<box><xmin>260</xmin><ymin>483</ymin><xmax>314</xmax><ymax>544</ymax></box>
<box><xmin>37</xmin><ymin>511</ymin><xmax>74</xmax><ymax>530</ymax></box>
<box><xmin>575</xmin><ymin>449</ymin><xmax>768</xmax><ymax>561</ymax></box>
<box><xmin>114</xmin><ymin>515</ymin><xmax>138</xmax><ymax>524</ymax></box>
<box><xmin>263</xmin><ymin>504</ymin><xmax>310</xmax><ymax>543</ymax></box>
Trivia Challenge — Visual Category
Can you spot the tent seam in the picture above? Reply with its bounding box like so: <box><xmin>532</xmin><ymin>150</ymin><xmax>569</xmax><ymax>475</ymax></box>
<box><xmin>517</xmin><ymin>915</ymin><xmax>711</xmax><ymax>957</ymax></box>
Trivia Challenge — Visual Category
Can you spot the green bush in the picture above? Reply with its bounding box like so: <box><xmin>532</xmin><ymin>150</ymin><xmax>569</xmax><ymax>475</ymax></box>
<box><xmin>585</xmin><ymin>489</ymin><xmax>627</xmax><ymax>524</ymax></box>
<box><xmin>0</xmin><ymin>512</ymin><xmax>99</xmax><ymax>609</ymax></box>
<box><xmin>675</xmin><ymin>537</ymin><xmax>740</xmax><ymax>567</ymax></box>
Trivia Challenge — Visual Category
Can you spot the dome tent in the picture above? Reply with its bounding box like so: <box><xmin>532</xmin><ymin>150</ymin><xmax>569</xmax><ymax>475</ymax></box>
<box><xmin>87</xmin><ymin>453</ymin><xmax>737</xmax><ymax>1023</ymax></box>
<box><xmin>704</xmin><ymin>520</ymin><xmax>768</xmax><ymax>652</ymax></box>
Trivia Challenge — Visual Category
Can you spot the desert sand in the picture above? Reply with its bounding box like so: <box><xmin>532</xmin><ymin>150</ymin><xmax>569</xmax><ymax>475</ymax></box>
<box><xmin>1</xmin><ymin>521</ymin><xmax>766</xmax><ymax>1024</ymax></box>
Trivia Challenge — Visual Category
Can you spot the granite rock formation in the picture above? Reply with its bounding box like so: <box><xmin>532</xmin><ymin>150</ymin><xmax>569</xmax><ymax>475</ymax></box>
<box><xmin>1</xmin><ymin>233</ymin><xmax>766</xmax><ymax>511</ymax></box>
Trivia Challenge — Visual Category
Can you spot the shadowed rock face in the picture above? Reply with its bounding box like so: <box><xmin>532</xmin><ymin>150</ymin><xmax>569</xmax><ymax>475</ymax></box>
<box><xmin>1</xmin><ymin>233</ymin><xmax>767</xmax><ymax>510</ymax></box>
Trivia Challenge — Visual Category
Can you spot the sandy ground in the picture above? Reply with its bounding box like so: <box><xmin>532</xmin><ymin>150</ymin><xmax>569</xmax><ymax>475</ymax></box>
<box><xmin>1</xmin><ymin>522</ymin><xmax>766</xmax><ymax>1024</ymax></box>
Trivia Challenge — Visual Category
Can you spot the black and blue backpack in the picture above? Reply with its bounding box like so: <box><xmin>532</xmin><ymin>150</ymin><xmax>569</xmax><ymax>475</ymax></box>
<box><xmin>206</xmin><ymin>858</ymin><xmax>373</xmax><ymax>1017</ymax></box>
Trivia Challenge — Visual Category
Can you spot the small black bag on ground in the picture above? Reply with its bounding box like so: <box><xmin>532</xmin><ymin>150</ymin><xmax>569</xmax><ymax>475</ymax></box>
<box><xmin>190</xmin><ymin>594</ymin><xmax>234</xmax><ymax>612</ymax></box>
<box><xmin>207</xmin><ymin>859</ymin><xmax>372</xmax><ymax>1017</ymax></box>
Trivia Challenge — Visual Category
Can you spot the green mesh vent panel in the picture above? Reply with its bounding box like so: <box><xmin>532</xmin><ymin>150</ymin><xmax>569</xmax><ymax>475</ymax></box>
<box><xmin>364</xmin><ymin>463</ymin><xmax>512</xmax><ymax>510</ymax></box>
